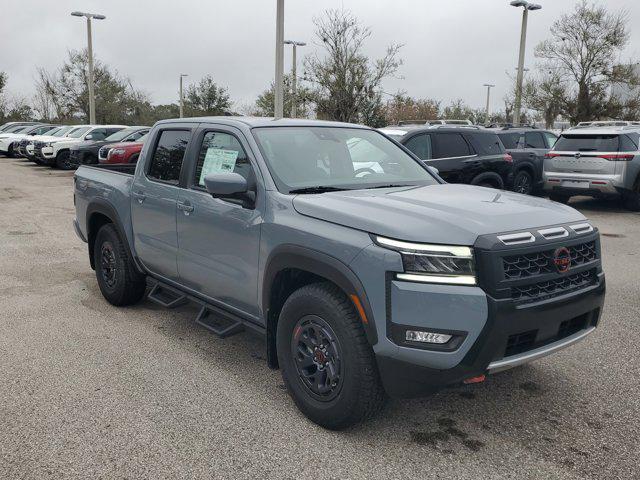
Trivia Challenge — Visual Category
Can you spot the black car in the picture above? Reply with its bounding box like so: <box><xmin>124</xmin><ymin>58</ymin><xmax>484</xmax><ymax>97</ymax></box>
<box><xmin>491</xmin><ymin>127</ymin><xmax>558</xmax><ymax>195</ymax></box>
<box><xmin>69</xmin><ymin>126</ymin><xmax>149</xmax><ymax>167</ymax></box>
<box><xmin>382</xmin><ymin>126</ymin><xmax>513</xmax><ymax>189</ymax></box>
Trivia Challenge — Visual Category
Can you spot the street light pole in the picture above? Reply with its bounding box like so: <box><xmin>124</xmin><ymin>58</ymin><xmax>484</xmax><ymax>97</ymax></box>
<box><xmin>179</xmin><ymin>74</ymin><xmax>188</xmax><ymax>118</ymax></box>
<box><xmin>274</xmin><ymin>0</ymin><xmax>285</xmax><ymax>119</ymax></box>
<box><xmin>510</xmin><ymin>1</ymin><xmax>541</xmax><ymax>126</ymax></box>
<box><xmin>71</xmin><ymin>11</ymin><xmax>106</xmax><ymax>124</ymax></box>
<box><xmin>284</xmin><ymin>40</ymin><xmax>306</xmax><ymax>118</ymax></box>
<box><xmin>483</xmin><ymin>84</ymin><xmax>495</xmax><ymax>125</ymax></box>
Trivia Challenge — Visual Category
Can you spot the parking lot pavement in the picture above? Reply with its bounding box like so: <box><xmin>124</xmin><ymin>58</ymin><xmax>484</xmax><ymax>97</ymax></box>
<box><xmin>0</xmin><ymin>156</ymin><xmax>638</xmax><ymax>480</ymax></box>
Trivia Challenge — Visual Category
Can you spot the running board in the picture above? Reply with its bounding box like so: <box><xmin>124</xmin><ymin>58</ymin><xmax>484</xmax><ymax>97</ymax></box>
<box><xmin>195</xmin><ymin>305</ymin><xmax>245</xmax><ymax>338</ymax></box>
<box><xmin>145</xmin><ymin>278</ymin><xmax>263</xmax><ymax>339</ymax></box>
<box><xmin>147</xmin><ymin>282</ymin><xmax>188</xmax><ymax>308</ymax></box>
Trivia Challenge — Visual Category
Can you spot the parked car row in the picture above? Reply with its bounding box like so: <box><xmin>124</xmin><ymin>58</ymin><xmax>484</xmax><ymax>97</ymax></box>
<box><xmin>380</xmin><ymin>122</ymin><xmax>640</xmax><ymax>210</ymax></box>
<box><xmin>379</xmin><ymin>125</ymin><xmax>558</xmax><ymax>196</ymax></box>
<box><xmin>0</xmin><ymin>122</ymin><xmax>149</xmax><ymax>169</ymax></box>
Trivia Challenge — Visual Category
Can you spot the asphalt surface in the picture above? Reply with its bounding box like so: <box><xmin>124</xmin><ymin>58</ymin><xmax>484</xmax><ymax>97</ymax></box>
<box><xmin>0</xmin><ymin>156</ymin><xmax>638</xmax><ymax>479</ymax></box>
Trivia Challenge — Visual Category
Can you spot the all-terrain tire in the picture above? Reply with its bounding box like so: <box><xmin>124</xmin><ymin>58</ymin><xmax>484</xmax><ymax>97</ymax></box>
<box><xmin>93</xmin><ymin>223</ymin><xmax>146</xmax><ymax>306</ymax></box>
<box><xmin>276</xmin><ymin>282</ymin><xmax>386</xmax><ymax>430</ymax></box>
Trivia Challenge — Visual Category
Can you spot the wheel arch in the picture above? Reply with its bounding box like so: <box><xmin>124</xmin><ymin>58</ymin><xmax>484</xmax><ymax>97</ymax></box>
<box><xmin>86</xmin><ymin>200</ymin><xmax>139</xmax><ymax>272</ymax></box>
<box><xmin>262</xmin><ymin>245</ymin><xmax>378</xmax><ymax>369</ymax></box>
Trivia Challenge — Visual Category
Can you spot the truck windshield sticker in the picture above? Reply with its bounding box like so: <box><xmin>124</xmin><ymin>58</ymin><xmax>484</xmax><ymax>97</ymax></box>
<box><xmin>199</xmin><ymin>148</ymin><xmax>239</xmax><ymax>186</ymax></box>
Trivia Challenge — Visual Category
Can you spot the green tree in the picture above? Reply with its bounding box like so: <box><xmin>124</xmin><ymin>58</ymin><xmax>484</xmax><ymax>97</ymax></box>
<box><xmin>254</xmin><ymin>74</ymin><xmax>311</xmax><ymax>117</ymax></box>
<box><xmin>534</xmin><ymin>1</ymin><xmax>639</xmax><ymax>122</ymax></box>
<box><xmin>184</xmin><ymin>75</ymin><xmax>231</xmax><ymax>117</ymax></box>
<box><xmin>304</xmin><ymin>9</ymin><xmax>402</xmax><ymax>127</ymax></box>
<box><xmin>35</xmin><ymin>49</ymin><xmax>152</xmax><ymax>124</ymax></box>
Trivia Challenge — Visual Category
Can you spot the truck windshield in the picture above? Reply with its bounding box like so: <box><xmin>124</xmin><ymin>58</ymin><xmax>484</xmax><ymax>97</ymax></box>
<box><xmin>252</xmin><ymin>127</ymin><xmax>438</xmax><ymax>193</ymax></box>
<box><xmin>554</xmin><ymin>135</ymin><xmax>619</xmax><ymax>152</ymax></box>
<box><xmin>52</xmin><ymin>126</ymin><xmax>75</xmax><ymax>137</ymax></box>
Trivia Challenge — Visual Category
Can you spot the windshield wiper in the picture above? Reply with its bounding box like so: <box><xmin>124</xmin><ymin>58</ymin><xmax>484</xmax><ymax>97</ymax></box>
<box><xmin>365</xmin><ymin>184</ymin><xmax>414</xmax><ymax>189</ymax></box>
<box><xmin>289</xmin><ymin>186</ymin><xmax>348</xmax><ymax>194</ymax></box>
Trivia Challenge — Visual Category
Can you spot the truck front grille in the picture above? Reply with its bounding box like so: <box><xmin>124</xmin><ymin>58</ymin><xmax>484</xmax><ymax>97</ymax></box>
<box><xmin>511</xmin><ymin>269</ymin><xmax>597</xmax><ymax>303</ymax></box>
<box><xmin>503</xmin><ymin>241</ymin><xmax>596</xmax><ymax>280</ymax></box>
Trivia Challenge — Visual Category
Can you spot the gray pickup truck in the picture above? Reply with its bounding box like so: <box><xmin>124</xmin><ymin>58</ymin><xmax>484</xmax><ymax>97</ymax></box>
<box><xmin>74</xmin><ymin>117</ymin><xmax>606</xmax><ymax>429</ymax></box>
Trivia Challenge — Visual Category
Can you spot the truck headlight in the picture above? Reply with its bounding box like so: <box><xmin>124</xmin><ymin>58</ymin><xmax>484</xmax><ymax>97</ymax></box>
<box><xmin>374</xmin><ymin>236</ymin><xmax>476</xmax><ymax>286</ymax></box>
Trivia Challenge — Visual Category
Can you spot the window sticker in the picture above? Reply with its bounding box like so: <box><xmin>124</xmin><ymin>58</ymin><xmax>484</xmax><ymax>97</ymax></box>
<box><xmin>199</xmin><ymin>148</ymin><xmax>239</xmax><ymax>186</ymax></box>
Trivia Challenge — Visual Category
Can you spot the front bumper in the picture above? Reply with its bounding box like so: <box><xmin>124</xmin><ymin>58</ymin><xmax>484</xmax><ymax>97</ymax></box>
<box><xmin>376</xmin><ymin>277</ymin><xmax>604</xmax><ymax>398</ymax></box>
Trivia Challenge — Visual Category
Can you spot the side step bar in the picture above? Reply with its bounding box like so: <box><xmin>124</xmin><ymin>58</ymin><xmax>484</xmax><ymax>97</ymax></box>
<box><xmin>147</xmin><ymin>282</ymin><xmax>188</xmax><ymax>308</ymax></box>
<box><xmin>196</xmin><ymin>305</ymin><xmax>244</xmax><ymax>338</ymax></box>
<box><xmin>146</xmin><ymin>278</ymin><xmax>263</xmax><ymax>339</ymax></box>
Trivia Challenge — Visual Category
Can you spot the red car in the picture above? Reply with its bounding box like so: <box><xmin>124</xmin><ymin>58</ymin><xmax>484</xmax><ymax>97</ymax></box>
<box><xmin>98</xmin><ymin>134</ymin><xmax>147</xmax><ymax>164</ymax></box>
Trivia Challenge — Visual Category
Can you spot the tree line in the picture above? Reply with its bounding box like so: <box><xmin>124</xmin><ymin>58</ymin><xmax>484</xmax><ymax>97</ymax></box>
<box><xmin>1</xmin><ymin>2</ymin><xmax>638</xmax><ymax>128</ymax></box>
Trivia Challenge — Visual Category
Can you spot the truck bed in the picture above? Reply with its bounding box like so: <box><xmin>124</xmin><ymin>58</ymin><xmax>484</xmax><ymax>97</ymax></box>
<box><xmin>74</xmin><ymin>165</ymin><xmax>136</xmax><ymax>254</ymax></box>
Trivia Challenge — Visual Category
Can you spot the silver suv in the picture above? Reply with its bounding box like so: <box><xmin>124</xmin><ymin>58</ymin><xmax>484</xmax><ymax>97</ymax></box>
<box><xmin>543</xmin><ymin>127</ymin><xmax>640</xmax><ymax>211</ymax></box>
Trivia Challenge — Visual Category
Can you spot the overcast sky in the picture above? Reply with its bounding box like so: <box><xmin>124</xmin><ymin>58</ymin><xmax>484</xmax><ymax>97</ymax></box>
<box><xmin>2</xmin><ymin>0</ymin><xmax>639</xmax><ymax>114</ymax></box>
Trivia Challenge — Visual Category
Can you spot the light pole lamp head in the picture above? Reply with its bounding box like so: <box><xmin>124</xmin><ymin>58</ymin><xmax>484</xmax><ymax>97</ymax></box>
<box><xmin>71</xmin><ymin>11</ymin><xmax>106</xmax><ymax>20</ymax></box>
<box><xmin>284</xmin><ymin>40</ymin><xmax>307</xmax><ymax>47</ymax></box>
<box><xmin>483</xmin><ymin>84</ymin><xmax>496</xmax><ymax>88</ymax></box>
<box><xmin>509</xmin><ymin>1</ymin><xmax>541</xmax><ymax>10</ymax></box>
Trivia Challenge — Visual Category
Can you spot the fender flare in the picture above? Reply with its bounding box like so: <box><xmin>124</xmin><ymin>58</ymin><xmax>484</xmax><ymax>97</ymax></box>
<box><xmin>85</xmin><ymin>199</ymin><xmax>141</xmax><ymax>272</ymax></box>
<box><xmin>262</xmin><ymin>245</ymin><xmax>379</xmax><ymax>366</ymax></box>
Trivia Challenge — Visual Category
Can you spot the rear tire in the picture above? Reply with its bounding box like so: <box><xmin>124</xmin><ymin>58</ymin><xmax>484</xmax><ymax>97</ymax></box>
<box><xmin>471</xmin><ymin>172</ymin><xmax>504</xmax><ymax>190</ymax></box>
<box><xmin>512</xmin><ymin>170</ymin><xmax>533</xmax><ymax>195</ymax></box>
<box><xmin>276</xmin><ymin>282</ymin><xmax>386</xmax><ymax>430</ymax></box>
<box><xmin>94</xmin><ymin>224</ymin><xmax>146</xmax><ymax>306</ymax></box>
<box><xmin>622</xmin><ymin>188</ymin><xmax>640</xmax><ymax>212</ymax></box>
<box><xmin>549</xmin><ymin>193</ymin><xmax>571</xmax><ymax>204</ymax></box>
<box><xmin>55</xmin><ymin>150</ymin><xmax>73</xmax><ymax>170</ymax></box>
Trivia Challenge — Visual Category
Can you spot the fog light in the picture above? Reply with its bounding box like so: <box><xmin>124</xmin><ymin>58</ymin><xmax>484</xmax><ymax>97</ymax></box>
<box><xmin>405</xmin><ymin>330</ymin><xmax>452</xmax><ymax>344</ymax></box>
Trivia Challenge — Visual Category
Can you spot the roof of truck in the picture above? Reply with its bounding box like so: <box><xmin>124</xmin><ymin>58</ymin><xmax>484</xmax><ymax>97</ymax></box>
<box><xmin>156</xmin><ymin>116</ymin><xmax>369</xmax><ymax>129</ymax></box>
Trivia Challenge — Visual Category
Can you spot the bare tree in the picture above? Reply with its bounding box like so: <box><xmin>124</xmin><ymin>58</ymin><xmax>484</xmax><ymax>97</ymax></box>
<box><xmin>534</xmin><ymin>1</ymin><xmax>639</xmax><ymax>122</ymax></box>
<box><xmin>304</xmin><ymin>9</ymin><xmax>402</xmax><ymax>127</ymax></box>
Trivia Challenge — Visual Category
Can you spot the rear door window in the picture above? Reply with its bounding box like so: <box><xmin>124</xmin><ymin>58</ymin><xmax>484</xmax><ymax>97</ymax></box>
<box><xmin>524</xmin><ymin>132</ymin><xmax>546</xmax><ymax>149</ymax></box>
<box><xmin>147</xmin><ymin>130</ymin><xmax>191</xmax><ymax>184</ymax></box>
<box><xmin>554</xmin><ymin>135</ymin><xmax>619</xmax><ymax>152</ymax></box>
<box><xmin>403</xmin><ymin>134</ymin><xmax>432</xmax><ymax>160</ymax></box>
<box><xmin>432</xmin><ymin>133</ymin><xmax>471</xmax><ymax>159</ymax></box>
<box><xmin>498</xmin><ymin>132</ymin><xmax>520</xmax><ymax>149</ymax></box>
<box><xmin>468</xmin><ymin>133</ymin><xmax>504</xmax><ymax>155</ymax></box>
<box><xmin>543</xmin><ymin>132</ymin><xmax>558</xmax><ymax>148</ymax></box>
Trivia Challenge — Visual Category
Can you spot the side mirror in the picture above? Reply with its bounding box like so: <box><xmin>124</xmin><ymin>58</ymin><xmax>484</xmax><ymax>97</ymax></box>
<box><xmin>85</xmin><ymin>134</ymin><xmax>94</xmax><ymax>140</ymax></box>
<box><xmin>203</xmin><ymin>172</ymin><xmax>255</xmax><ymax>208</ymax></box>
<box><xmin>427</xmin><ymin>166</ymin><xmax>440</xmax><ymax>176</ymax></box>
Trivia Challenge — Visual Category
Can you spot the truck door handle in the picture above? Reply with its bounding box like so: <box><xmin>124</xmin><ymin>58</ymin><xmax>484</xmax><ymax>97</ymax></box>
<box><xmin>132</xmin><ymin>191</ymin><xmax>146</xmax><ymax>204</ymax></box>
<box><xmin>177</xmin><ymin>201</ymin><xmax>194</xmax><ymax>215</ymax></box>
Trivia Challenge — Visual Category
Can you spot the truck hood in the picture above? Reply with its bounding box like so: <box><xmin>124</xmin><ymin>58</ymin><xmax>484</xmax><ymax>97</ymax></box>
<box><xmin>292</xmin><ymin>184</ymin><xmax>585</xmax><ymax>245</ymax></box>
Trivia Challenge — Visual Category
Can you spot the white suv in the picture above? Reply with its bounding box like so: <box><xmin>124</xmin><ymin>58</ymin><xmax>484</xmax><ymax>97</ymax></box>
<box><xmin>35</xmin><ymin>125</ymin><xmax>126</xmax><ymax>169</ymax></box>
<box><xmin>543</xmin><ymin>127</ymin><xmax>640</xmax><ymax>210</ymax></box>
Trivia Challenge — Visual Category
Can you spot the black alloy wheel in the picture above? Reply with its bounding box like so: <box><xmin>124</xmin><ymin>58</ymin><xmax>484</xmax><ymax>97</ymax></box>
<box><xmin>291</xmin><ymin>315</ymin><xmax>344</xmax><ymax>401</ymax></box>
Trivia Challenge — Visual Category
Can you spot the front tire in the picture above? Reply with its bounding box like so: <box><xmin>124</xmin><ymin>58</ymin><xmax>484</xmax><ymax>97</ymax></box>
<box><xmin>276</xmin><ymin>282</ymin><xmax>386</xmax><ymax>430</ymax></box>
<box><xmin>94</xmin><ymin>224</ymin><xmax>146</xmax><ymax>306</ymax></box>
<box><xmin>55</xmin><ymin>150</ymin><xmax>73</xmax><ymax>170</ymax></box>
<box><xmin>549</xmin><ymin>193</ymin><xmax>571</xmax><ymax>204</ymax></box>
